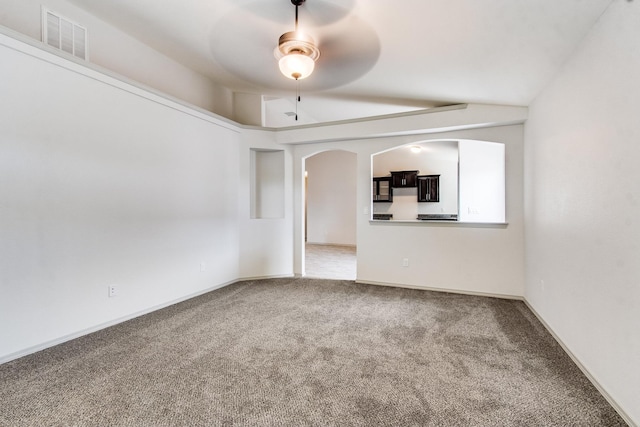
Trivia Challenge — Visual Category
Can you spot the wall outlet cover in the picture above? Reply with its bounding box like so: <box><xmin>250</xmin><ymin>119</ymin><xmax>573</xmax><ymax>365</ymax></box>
<box><xmin>108</xmin><ymin>285</ymin><xmax>118</xmax><ymax>297</ymax></box>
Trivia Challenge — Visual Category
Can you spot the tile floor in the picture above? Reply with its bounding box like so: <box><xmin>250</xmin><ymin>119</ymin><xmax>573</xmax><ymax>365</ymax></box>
<box><xmin>304</xmin><ymin>244</ymin><xmax>356</xmax><ymax>280</ymax></box>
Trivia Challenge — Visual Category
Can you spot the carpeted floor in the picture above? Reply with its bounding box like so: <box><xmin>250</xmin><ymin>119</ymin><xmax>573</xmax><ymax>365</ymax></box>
<box><xmin>0</xmin><ymin>278</ymin><xmax>626</xmax><ymax>426</ymax></box>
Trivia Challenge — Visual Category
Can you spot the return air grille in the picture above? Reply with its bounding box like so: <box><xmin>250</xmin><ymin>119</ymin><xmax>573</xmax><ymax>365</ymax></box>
<box><xmin>42</xmin><ymin>8</ymin><xmax>87</xmax><ymax>60</ymax></box>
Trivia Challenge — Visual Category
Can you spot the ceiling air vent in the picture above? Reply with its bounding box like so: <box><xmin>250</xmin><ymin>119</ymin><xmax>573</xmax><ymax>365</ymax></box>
<box><xmin>42</xmin><ymin>8</ymin><xmax>87</xmax><ymax>60</ymax></box>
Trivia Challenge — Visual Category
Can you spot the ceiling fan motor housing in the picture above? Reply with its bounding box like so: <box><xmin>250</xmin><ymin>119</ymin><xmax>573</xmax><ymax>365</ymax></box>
<box><xmin>275</xmin><ymin>0</ymin><xmax>320</xmax><ymax>80</ymax></box>
<box><xmin>277</xmin><ymin>31</ymin><xmax>320</xmax><ymax>59</ymax></box>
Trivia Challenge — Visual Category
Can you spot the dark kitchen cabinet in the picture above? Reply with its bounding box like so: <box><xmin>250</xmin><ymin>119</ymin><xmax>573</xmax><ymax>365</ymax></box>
<box><xmin>390</xmin><ymin>170</ymin><xmax>419</xmax><ymax>188</ymax></box>
<box><xmin>417</xmin><ymin>175</ymin><xmax>440</xmax><ymax>202</ymax></box>
<box><xmin>372</xmin><ymin>177</ymin><xmax>393</xmax><ymax>202</ymax></box>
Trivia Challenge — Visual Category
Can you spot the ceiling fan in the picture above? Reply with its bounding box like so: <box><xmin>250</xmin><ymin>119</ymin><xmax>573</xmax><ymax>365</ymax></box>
<box><xmin>273</xmin><ymin>0</ymin><xmax>321</xmax><ymax>119</ymax></box>
<box><xmin>274</xmin><ymin>0</ymin><xmax>320</xmax><ymax>81</ymax></box>
<box><xmin>208</xmin><ymin>0</ymin><xmax>380</xmax><ymax>93</ymax></box>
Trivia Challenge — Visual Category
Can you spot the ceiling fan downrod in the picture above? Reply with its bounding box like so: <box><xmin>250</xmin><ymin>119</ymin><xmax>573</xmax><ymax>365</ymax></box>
<box><xmin>275</xmin><ymin>0</ymin><xmax>319</xmax><ymax>81</ymax></box>
<box><xmin>275</xmin><ymin>0</ymin><xmax>317</xmax><ymax>121</ymax></box>
<box><xmin>292</xmin><ymin>0</ymin><xmax>305</xmax><ymax>32</ymax></box>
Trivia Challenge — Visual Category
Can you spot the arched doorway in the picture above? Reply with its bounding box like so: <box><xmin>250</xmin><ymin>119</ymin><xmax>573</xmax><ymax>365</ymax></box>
<box><xmin>303</xmin><ymin>150</ymin><xmax>357</xmax><ymax>280</ymax></box>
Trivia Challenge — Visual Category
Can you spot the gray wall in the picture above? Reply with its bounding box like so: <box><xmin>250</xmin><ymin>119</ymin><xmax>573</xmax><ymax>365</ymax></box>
<box><xmin>0</xmin><ymin>31</ymin><xmax>290</xmax><ymax>361</ymax></box>
<box><xmin>293</xmin><ymin>121</ymin><xmax>525</xmax><ymax>299</ymax></box>
<box><xmin>2</xmin><ymin>1</ymin><xmax>638</xmax><ymax>421</ymax></box>
<box><xmin>0</xmin><ymin>0</ymin><xmax>232</xmax><ymax>116</ymax></box>
<box><xmin>524</xmin><ymin>1</ymin><xmax>640</xmax><ymax>424</ymax></box>
<box><xmin>305</xmin><ymin>151</ymin><xmax>357</xmax><ymax>246</ymax></box>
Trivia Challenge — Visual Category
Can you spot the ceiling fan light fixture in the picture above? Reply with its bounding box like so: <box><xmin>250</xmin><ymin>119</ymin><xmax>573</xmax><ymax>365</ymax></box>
<box><xmin>274</xmin><ymin>31</ymin><xmax>320</xmax><ymax>80</ymax></box>
<box><xmin>278</xmin><ymin>52</ymin><xmax>315</xmax><ymax>80</ymax></box>
<box><xmin>275</xmin><ymin>0</ymin><xmax>320</xmax><ymax>81</ymax></box>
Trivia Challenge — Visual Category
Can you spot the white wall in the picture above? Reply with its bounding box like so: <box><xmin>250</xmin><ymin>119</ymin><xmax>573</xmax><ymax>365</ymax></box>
<box><xmin>234</xmin><ymin>93</ymin><xmax>263</xmax><ymax>127</ymax></box>
<box><xmin>293</xmin><ymin>123</ymin><xmax>525</xmax><ymax>298</ymax></box>
<box><xmin>251</xmin><ymin>150</ymin><xmax>285</xmax><ymax>219</ymax></box>
<box><xmin>0</xmin><ymin>32</ymin><xmax>244</xmax><ymax>361</ymax></box>
<box><xmin>237</xmin><ymin>129</ymin><xmax>294</xmax><ymax>280</ymax></box>
<box><xmin>305</xmin><ymin>150</ymin><xmax>357</xmax><ymax>246</ymax></box>
<box><xmin>524</xmin><ymin>1</ymin><xmax>639</xmax><ymax>424</ymax></box>
<box><xmin>0</xmin><ymin>0</ymin><xmax>233</xmax><ymax>115</ymax></box>
<box><xmin>458</xmin><ymin>140</ymin><xmax>505</xmax><ymax>223</ymax></box>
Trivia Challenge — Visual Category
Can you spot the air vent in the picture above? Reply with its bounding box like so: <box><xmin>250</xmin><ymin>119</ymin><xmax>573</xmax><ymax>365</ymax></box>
<box><xmin>42</xmin><ymin>8</ymin><xmax>87</xmax><ymax>60</ymax></box>
<box><xmin>284</xmin><ymin>112</ymin><xmax>297</xmax><ymax>117</ymax></box>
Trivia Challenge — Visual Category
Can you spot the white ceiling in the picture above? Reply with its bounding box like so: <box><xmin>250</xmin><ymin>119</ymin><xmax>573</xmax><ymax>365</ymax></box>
<box><xmin>67</xmin><ymin>0</ymin><xmax>612</xmax><ymax>126</ymax></box>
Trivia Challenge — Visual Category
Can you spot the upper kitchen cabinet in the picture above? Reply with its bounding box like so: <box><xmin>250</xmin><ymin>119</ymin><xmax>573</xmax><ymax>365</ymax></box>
<box><xmin>390</xmin><ymin>170</ymin><xmax>419</xmax><ymax>188</ymax></box>
<box><xmin>372</xmin><ymin>142</ymin><xmax>459</xmax><ymax>221</ymax></box>
<box><xmin>417</xmin><ymin>175</ymin><xmax>440</xmax><ymax>202</ymax></box>
<box><xmin>372</xmin><ymin>177</ymin><xmax>393</xmax><ymax>202</ymax></box>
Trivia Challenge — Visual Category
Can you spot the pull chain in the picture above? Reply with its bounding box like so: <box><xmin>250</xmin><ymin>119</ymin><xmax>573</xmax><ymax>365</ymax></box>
<box><xmin>295</xmin><ymin>79</ymin><xmax>300</xmax><ymax>121</ymax></box>
<box><xmin>293</xmin><ymin>1</ymin><xmax>303</xmax><ymax>121</ymax></box>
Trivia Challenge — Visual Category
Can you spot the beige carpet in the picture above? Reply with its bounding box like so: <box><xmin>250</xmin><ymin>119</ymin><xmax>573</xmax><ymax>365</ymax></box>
<box><xmin>0</xmin><ymin>278</ymin><xmax>626</xmax><ymax>426</ymax></box>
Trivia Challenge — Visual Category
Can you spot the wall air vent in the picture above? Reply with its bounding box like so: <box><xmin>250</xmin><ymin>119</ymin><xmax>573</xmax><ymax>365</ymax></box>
<box><xmin>42</xmin><ymin>8</ymin><xmax>87</xmax><ymax>60</ymax></box>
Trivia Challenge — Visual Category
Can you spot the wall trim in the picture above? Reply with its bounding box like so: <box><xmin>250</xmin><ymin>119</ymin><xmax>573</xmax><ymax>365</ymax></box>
<box><xmin>523</xmin><ymin>299</ymin><xmax>635</xmax><ymax>427</ymax></box>
<box><xmin>268</xmin><ymin>104</ymin><xmax>469</xmax><ymax>131</ymax></box>
<box><xmin>0</xmin><ymin>25</ymin><xmax>240</xmax><ymax>133</ymax></box>
<box><xmin>360</xmin><ymin>280</ymin><xmax>633</xmax><ymax>425</ymax></box>
<box><xmin>238</xmin><ymin>274</ymin><xmax>296</xmax><ymax>282</ymax></box>
<box><xmin>3</xmin><ymin>273</ymin><xmax>632</xmax><ymax>426</ymax></box>
<box><xmin>275</xmin><ymin>105</ymin><xmax>528</xmax><ymax>144</ymax></box>
<box><xmin>356</xmin><ymin>279</ymin><xmax>523</xmax><ymax>300</ymax></box>
<box><xmin>1</xmin><ymin>273</ymin><xmax>295</xmax><ymax>364</ymax></box>
<box><xmin>0</xmin><ymin>280</ymin><xmax>237</xmax><ymax>365</ymax></box>
<box><xmin>305</xmin><ymin>243</ymin><xmax>357</xmax><ymax>248</ymax></box>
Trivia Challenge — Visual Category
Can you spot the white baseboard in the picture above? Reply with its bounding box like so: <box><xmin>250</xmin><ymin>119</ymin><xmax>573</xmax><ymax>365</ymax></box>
<box><xmin>356</xmin><ymin>279</ymin><xmax>523</xmax><ymax>301</ymax></box>
<box><xmin>0</xmin><ymin>280</ymin><xmax>236</xmax><ymax>365</ymax></box>
<box><xmin>305</xmin><ymin>242</ymin><xmax>357</xmax><ymax>248</ymax></box>
<box><xmin>3</xmin><ymin>275</ymin><xmax>633</xmax><ymax>426</ymax></box>
<box><xmin>358</xmin><ymin>280</ymin><xmax>634</xmax><ymax>425</ymax></box>
<box><xmin>523</xmin><ymin>300</ymin><xmax>635</xmax><ymax>427</ymax></box>
<box><xmin>1</xmin><ymin>274</ymin><xmax>294</xmax><ymax>364</ymax></box>
<box><xmin>237</xmin><ymin>274</ymin><xmax>296</xmax><ymax>282</ymax></box>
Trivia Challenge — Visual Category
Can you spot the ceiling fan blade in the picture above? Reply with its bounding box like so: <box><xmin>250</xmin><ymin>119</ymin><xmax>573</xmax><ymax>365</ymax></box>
<box><xmin>236</xmin><ymin>0</ymin><xmax>356</xmax><ymax>27</ymax></box>
<box><xmin>310</xmin><ymin>17</ymin><xmax>380</xmax><ymax>90</ymax></box>
<box><xmin>300</xmin><ymin>0</ymin><xmax>356</xmax><ymax>27</ymax></box>
<box><xmin>208</xmin><ymin>0</ymin><xmax>379</xmax><ymax>92</ymax></box>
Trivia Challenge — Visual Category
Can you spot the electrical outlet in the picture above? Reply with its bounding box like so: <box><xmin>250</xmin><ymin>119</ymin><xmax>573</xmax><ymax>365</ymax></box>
<box><xmin>200</xmin><ymin>262</ymin><xmax>206</xmax><ymax>272</ymax></box>
<box><xmin>108</xmin><ymin>285</ymin><xmax>118</xmax><ymax>298</ymax></box>
<box><xmin>402</xmin><ymin>258</ymin><xmax>409</xmax><ymax>267</ymax></box>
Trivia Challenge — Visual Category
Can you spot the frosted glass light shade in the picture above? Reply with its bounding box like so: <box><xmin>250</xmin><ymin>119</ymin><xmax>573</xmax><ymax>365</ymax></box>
<box><xmin>278</xmin><ymin>53</ymin><xmax>315</xmax><ymax>80</ymax></box>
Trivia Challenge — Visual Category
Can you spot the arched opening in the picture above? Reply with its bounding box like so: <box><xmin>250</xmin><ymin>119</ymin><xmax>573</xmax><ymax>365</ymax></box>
<box><xmin>303</xmin><ymin>150</ymin><xmax>357</xmax><ymax>279</ymax></box>
<box><xmin>371</xmin><ymin>139</ymin><xmax>505</xmax><ymax>223</ymax></box>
